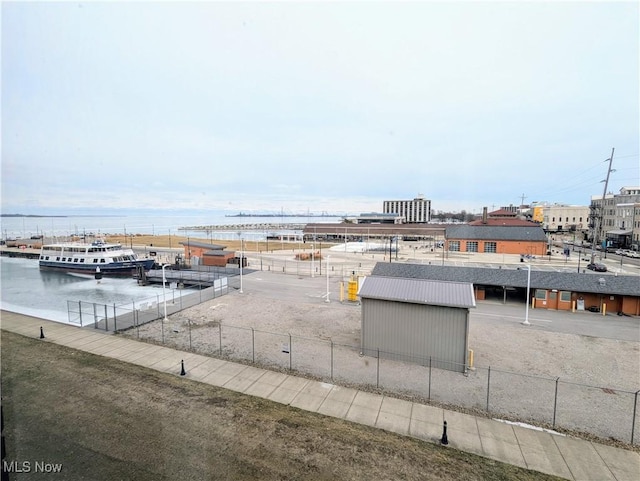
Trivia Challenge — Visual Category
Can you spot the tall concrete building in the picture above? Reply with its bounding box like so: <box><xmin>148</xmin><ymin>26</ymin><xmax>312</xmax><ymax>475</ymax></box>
<box><xmin>383</xmin><ymin>195</ymin><xmax>431</xmax><ymax>223</ymax></box>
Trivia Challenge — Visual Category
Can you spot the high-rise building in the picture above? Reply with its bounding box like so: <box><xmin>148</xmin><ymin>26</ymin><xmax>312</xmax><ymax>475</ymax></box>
<box><xmin>382</xmin><ymin>195</ymin><xmax>431</xmax><ymax>223</ymax></box>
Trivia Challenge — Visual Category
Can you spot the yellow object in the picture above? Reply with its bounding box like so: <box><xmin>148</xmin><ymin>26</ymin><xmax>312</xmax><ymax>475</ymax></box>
<box><xmin>602</xmin><ymin>303</ymin><xmax>606</xmax><ymax>316</ymax></box>
<box><xmin>347</xmin><ymin>279</ymin><xmax>358</xmax><ymax>302</ymax></box>
<box><xmin>468</xmin><ymin>349</ymin><xmax>475</xmax><ymax>370</ymax></box>
<box><xmin>339</xmin><ymin>282</ymin><xmax>344</xmax><ymax>302</ymax></box>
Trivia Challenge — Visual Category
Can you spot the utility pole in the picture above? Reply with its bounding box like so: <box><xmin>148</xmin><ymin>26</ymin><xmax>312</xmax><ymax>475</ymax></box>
<box><xmin>520</xmin><ymin>193</ymin><xmax>527</xmax><ymax>209</ymax></box>
<box><xmin>590</xmin><ymin>148</ymin><xmax>615</xmax><ymax>264</ymax></box>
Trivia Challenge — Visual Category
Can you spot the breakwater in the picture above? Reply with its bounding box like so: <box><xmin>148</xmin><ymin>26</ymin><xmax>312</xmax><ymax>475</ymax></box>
<box><xmin>179</xmin><ymin>223</ymin><xmax>306</xmax><ymax>232</ymax></box>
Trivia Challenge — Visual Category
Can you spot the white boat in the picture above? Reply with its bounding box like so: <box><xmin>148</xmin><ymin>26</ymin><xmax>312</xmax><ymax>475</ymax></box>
<box><xmin>39</xmin><ymin>240</ymin><xmax>155</xmax><ymax>276</ymax></box>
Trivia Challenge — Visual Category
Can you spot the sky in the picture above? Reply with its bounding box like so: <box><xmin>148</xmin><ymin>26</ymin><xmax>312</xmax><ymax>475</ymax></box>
<box><xmin>2</xmin><ymin>1</ymin><xmax>639</xmax><ymax>216</ymax></box>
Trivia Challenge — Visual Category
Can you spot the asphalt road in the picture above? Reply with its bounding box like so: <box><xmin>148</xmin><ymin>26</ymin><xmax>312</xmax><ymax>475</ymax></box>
<box><xmin>471</xmin><ymin>301</ymin><xmax>640</xmax><ymax>342</ymax></box>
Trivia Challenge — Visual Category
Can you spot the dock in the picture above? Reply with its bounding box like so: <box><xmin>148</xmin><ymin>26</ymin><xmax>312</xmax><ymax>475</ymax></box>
<box><xmin>0</xmin><ymin>246</ymin><xmax>41</xmax><ymax>259</ymax></box>
<box><xmin>142</xmin><ymin>267</ymin><xmax>248</xmax><ymax>287</ymax></box>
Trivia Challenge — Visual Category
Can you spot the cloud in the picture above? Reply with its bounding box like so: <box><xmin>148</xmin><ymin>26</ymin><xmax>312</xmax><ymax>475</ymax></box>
<box><xmin>2</xmin><ymin>1</ymin><xmax>638</xmax><ymax>215</ymax></box>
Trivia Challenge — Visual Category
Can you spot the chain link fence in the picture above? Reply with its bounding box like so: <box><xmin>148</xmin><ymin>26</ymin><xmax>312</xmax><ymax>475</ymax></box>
<box><xmin>121</xmin><ymin>318</ymin><xmax>640</xmax><ymax>445</ymax></box>
<box><xmin>66</xmin><ymin>277</ymin><xmax>232</xmax><ymax>332</ymax></box>
<box><xmin>247</xmin><ymin>254</ymin><xmax>372</xmax><ymax>279</ymax></box>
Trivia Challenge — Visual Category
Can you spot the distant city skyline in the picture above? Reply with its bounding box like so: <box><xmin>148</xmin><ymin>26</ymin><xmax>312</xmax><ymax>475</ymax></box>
<box><xmin>2</xmin><ymin>2</ymin><xmax>638</xmax><ymax>216</ymax></box>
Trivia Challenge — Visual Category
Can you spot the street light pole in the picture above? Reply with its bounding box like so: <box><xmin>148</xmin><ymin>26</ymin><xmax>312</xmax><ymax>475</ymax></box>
<box><xmin>325</xmin><ymin>255</ymin><xmax>330</xmax><ymax>303</ymax></box>
<box><xmin>239</xmin><ymin>236</ymin><xmax>244</xmax><ymax>294</ymax></box>
<box><xmin>311</xmin><ymin>237</ymin><xmax>315</xmax><ymax>278</ymax></box>
<box><xmin>161</xmin><ymin>263</ymin><xmax>170</xmax><ymax>322</ymax></box>
<box><xmin>521</xmin><ymin>264</ymin><xmax>531</xmax><ymax>326</ymax></box>
<box><xmin>577</xmin><ymin>249</ymin><xmax>581</xmax><ymax>273</ymax></box>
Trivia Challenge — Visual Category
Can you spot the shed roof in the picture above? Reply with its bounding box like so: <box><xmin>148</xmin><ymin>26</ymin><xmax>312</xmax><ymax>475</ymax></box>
<box><xmin>359</xmin><ymin>276</ymin><xmax>476</xmax><ymax>309</ymax></box>
<box><xmin>203</xmin><ymin>250</ymin><xmax>235</xmax><ymax>257</ymax></box>
<box><xmin>179</xmin><ymin>240</ymin><xmax>226</xmax><ymax>250</ymax></box>
<box><xmin>371</xmin><ymin>263</ymin><xmax>640</xmax><ymax>297</ymax></box>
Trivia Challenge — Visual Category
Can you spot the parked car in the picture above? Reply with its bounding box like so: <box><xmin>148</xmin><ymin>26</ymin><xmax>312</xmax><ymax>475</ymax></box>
<box><xmin>625</xmin><ymin>251</ymin><xmax>640</xmax><ymax>258</ymax></box>
<box><xmin>614</xmin><ymin>249</ymin><xmax>625</xmax><ymax>255</ymax></box>
<box><xmin>587</xmin><ymin>263</ymin><xmax>608</xmax><ymax>272</ymax></box>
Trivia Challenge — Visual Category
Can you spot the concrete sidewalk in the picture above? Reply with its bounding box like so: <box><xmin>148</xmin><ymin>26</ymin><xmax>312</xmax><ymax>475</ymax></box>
<box><xmin>2</xmin><ymin>312</ymin><xmax>638</xmax><ymax>481</ymax></box>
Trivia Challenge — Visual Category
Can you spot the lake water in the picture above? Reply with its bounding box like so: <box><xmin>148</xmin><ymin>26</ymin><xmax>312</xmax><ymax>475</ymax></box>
<box><xmin>0</xmin><ymin>211</ymin><xmax>343</xmax><ymax>324</ymax></box>
<box><xmin>0</xmin><ymin>256</ymin><xmax>173</xmax><ymax>325</ymax></box>
<box><xmin>0</xmin><ymin>212</ymin><xmax>343</xmax><ymax>241</ymax></box>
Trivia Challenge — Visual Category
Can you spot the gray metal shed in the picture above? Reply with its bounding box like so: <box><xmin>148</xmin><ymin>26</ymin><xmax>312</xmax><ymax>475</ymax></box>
<box><xmin>358</xmin><ymin>276</ymin><xmax>476</xmax><ymax>373</ymax></box>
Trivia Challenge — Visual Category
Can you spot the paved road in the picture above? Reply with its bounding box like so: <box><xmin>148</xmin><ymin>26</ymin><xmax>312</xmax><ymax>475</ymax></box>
<box><xmin>472</xmin><ymin>301</ymin><xmax>640</xmax><ymax>342</ymax></box>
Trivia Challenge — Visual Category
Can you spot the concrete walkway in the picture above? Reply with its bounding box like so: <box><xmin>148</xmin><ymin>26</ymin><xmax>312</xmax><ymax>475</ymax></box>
<box><xmin>2</xmin><ymin>311</ymin><xmax>639</xmax><ymax>481</ymax></box>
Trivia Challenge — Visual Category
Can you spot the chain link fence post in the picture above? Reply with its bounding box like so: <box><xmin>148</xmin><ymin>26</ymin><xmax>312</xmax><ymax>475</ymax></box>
<box><xmin>251</xmin><ymin>327</ymin><xmax>255</xmax><ymax>364</ymax></box>
<box><xmin>330</xmin><ymin>341</ymin><xmax>334</xmax><ymax>381</ymax></box>
<box><xmin>553</xmin><ymin>377</ymin><xmax>560</xmax><ymax>428</ymax></box>
<box><xmin>486</xmin><ymin>366</ymin><xmax>491</xmax><ymax>412</ymax></box>
<box><xmin>428</xmin><ymin>356</ymin><xmax>432</xmax><ymax>401</ymax></box>
<box><xmin>632</xmin><ymin>390</ymin><xmax>640</xmax><ymax>444</ymax></box>
<box><xmin>376</xmin><ymin>348</ymin><xmax>380</xmax><ymax>388</ymax></box>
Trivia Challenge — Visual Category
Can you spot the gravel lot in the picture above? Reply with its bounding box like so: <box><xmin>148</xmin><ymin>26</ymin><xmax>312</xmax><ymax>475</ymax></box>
<box><xmin>121</xmin><ymin>251</ymin><xmax>640</xmax><ymax>447</ymax></box>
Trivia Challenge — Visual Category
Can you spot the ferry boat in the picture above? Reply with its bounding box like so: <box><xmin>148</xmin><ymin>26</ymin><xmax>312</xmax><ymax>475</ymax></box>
<box><xmin>39</xmin><ymin>240</ymin><xmax>155</xmax><ymax>276</ymax></box>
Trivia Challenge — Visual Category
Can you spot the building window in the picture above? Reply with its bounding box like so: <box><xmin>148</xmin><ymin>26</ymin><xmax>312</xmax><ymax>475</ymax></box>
<box><xmin>484</xmin><ymin>242</ymin><xmax>497</xmax><ymax>253</ymax></box>
<box><xmin>449</xmin><ymin>241</ymin><xmax>460</xmax><ymax>251</ymax></box>
<box><xmin>560</xmin><ymin>291</ymin><xmax>571</xmax><ymax>302</ymax></box>
<box><xmin>535</xmin><ymin>289</ymin><xmax>547</xmax><ymax>300</ymax></box>
<box><xmin>466</xmin><ymin>241</ymin><xmax>478</xmax><ymax>252</ymax></box>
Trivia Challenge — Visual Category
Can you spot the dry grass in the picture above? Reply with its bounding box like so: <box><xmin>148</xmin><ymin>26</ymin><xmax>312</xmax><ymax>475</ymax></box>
<box><xmin>2</xmin><ymin>331</ymin><xmax>563</xmax><ymax>481</ymax></box>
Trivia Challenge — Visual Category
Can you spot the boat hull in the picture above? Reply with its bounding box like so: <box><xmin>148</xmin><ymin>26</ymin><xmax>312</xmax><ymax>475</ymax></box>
<box><xmin>39</xmin><ymin>258</ymin><xmax>156</xmax><ymax>276</ymax></box>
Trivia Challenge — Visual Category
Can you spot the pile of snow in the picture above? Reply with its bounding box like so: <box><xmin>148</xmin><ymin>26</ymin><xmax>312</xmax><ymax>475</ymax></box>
<box><xmin>493</xmin><ymin>418</ymin><xmax>565</xmax><ymax>436</ymax></box>
<box><xmin>329</xmin><ymin>242</ymin><xmax>387</xmax><ymax>253</ymax></box>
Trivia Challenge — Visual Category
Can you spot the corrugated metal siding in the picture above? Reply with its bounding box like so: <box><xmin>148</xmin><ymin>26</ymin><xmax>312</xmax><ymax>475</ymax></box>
<box><xmin>361</xmin><ymin>298</ymin><xmax>468</xmax><ymax>373</ymax></box>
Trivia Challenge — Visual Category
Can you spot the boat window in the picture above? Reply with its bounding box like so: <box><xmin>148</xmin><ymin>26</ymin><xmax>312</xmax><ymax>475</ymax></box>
<box><xmin>100</xmin><ymin>259</ymin><xmax>106</xmax><ymax>263</ymax></box>
<box><xmin>80</xmin><ymin>259</ymin><xmax>85</xmax><ymax>263</ymax></box>
<box><xmin>74</xmin><ymin>258</ymin><xmax>79</xmax><ymax>262</ymax></box>
<box><xmin>93</xmin><ymin>259</ymin><xmax>98</xmax><ymax>263</ymax></box>
<box><xmin>56</xmin><ymin>257</ymin><xmax>60</xmax><ymax>261</ymax></box>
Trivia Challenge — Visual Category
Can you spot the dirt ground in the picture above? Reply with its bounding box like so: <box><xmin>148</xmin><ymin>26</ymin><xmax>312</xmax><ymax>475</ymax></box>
<box><xmin>105</xmin><ymin>234</ymin><xmax>326</xmax><ymax>252</ymax></box>
<box><xmin>1</xmin><ymin>331</ymin><xmax>562</xmax><ymax>481</ymax></box>
<box><xmin>124</xmin><ymin>270</ymin><xmax>639</xmax><ymax>447</ymax></box>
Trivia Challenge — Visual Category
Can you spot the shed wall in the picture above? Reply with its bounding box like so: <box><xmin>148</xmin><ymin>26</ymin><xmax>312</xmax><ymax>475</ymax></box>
<box><xmin>361</xmin><ymin>299</ymin><xmax>468</xmax><ymax>372</ymax></box>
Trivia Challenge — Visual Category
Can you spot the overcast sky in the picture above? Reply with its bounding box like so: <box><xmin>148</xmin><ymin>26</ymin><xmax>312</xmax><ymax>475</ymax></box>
<box><xmin>2</xmin><ymin>1</ymin><xmax>639</xmax><ymax>216</ymax></box>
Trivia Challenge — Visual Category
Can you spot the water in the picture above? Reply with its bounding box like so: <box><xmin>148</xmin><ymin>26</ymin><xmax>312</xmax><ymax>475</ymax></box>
<box><xmin>0</xmin><ymin>256</ymin><xmax>172</xmax><ymax>325</ymax></box>
<box><xmin>0</xmin><ymin>211</ymin><xmax>343</xmax><ymax>324</ymax></box>
<box><xmin>0</xmin><ymin>211</ymin><xmax>343</xmax><ymax>241</ymax></box>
